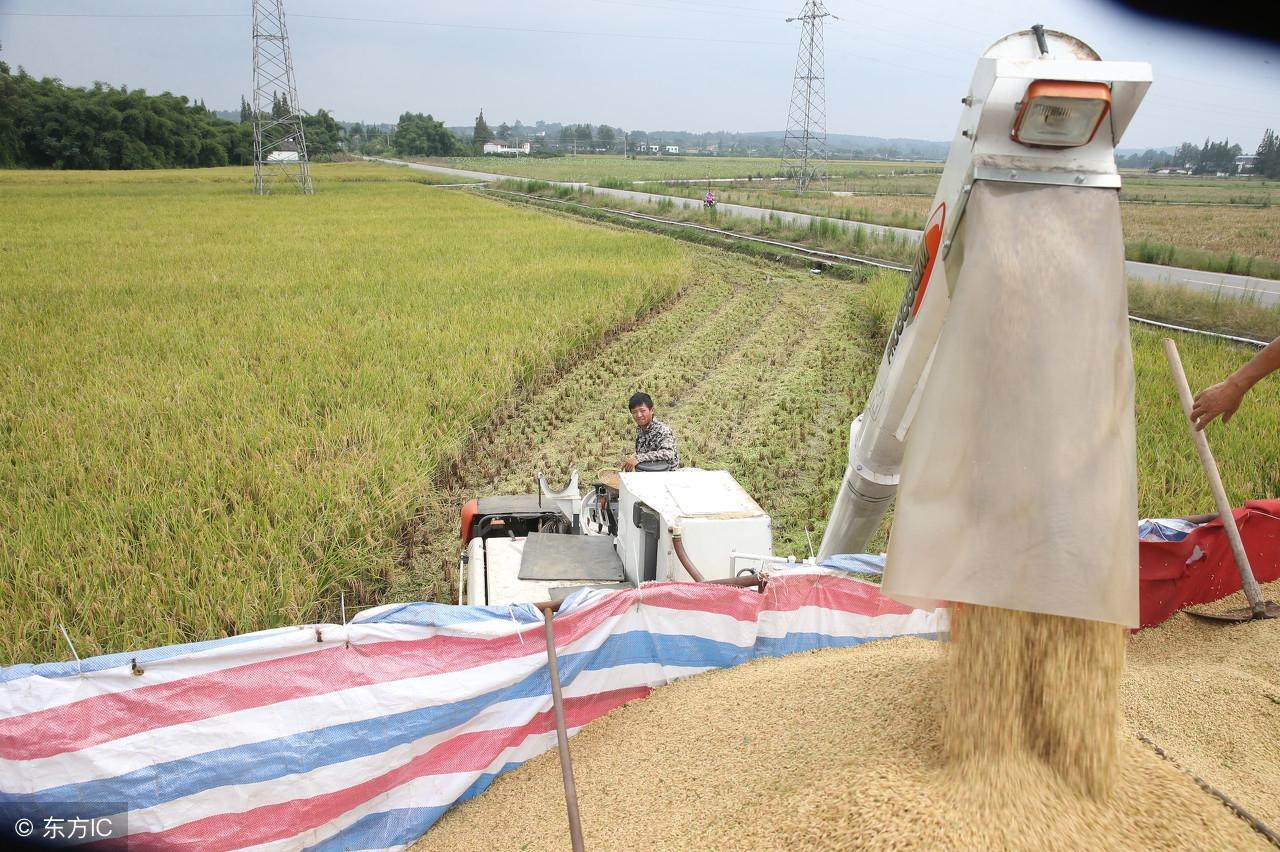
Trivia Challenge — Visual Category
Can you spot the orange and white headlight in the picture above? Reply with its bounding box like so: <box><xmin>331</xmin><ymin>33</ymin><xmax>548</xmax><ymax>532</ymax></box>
<box><xmin>1011</xmin><ymin>80</ymin><xmax>1112</xmax><ymax>148</ymax></box>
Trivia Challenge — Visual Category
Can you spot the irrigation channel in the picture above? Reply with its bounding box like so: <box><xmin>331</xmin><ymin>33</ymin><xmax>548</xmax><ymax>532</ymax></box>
<box><xmin>372</xmin><ymin>157</ymin><xmax>1280</xmax><ymax>309</ymax></box>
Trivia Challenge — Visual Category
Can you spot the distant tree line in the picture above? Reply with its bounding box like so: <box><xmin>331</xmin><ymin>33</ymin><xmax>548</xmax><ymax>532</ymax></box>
<box><xmin>389</xmin><ymin>112</ymin><xmax>461</xmax><ymax>157</ymax></box>
<box><xmin>0</xmin><ymin>63</ymin><xmax>250</xmax><ymax>168</ymax></box>
<box><xmin>0</xmin><ymin>47</ymin><xmax>347</xmax><ymax>170</ymax></box>
<box><xmin>1116</xmin><ymin>137</ymin><xmax>1249</xmax><ymax>174</ymax></box>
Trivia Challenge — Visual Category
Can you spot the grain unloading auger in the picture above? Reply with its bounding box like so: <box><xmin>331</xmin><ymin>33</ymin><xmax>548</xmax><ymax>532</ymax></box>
<box><xmin>820</xmin><ymin>27</ymin><xmax>1152</xmax><ymax>626</ymax></box>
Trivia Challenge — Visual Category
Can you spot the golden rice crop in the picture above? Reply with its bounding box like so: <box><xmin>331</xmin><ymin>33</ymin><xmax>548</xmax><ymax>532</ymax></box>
<box><xmin>1122</xmin><ymin>203</ymin><xmax>1280</xmax><ymax>264</ymax></box>
<box><xmin>0</xmin><ymin>165</ymin><xmax>689</xmax><ymax>664</ymax></box>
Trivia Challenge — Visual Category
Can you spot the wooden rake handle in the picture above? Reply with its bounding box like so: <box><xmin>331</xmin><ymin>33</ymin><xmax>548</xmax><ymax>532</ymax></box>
<box><xmin>1162</xmin><ymin>338</ymin><xmax>1266</xmax><ymax>616</ymax></box>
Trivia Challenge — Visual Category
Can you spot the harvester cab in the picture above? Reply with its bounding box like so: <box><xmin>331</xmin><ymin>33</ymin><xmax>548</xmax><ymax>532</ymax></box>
<box><xmin>459</xmin><ymin>468</ymin><xmax>773</xmax><ymax>606</ymax></box>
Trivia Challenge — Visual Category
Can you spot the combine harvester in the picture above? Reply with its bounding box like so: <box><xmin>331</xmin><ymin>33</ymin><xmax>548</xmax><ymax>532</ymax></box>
<box><xmin>3</xmin><ymin>27</ymin><xmax>1279</xmax><ymax>852</ymax></box>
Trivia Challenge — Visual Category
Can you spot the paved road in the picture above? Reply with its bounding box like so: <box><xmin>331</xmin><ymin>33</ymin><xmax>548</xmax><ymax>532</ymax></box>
<box><xmin>372</xmin><ymin>157</ymin><xmax>923</xmax><ymax>242</ymax></box>
<box><xmin>1124</xmin><ymin>260</ymin><xmax>1280</xmax><ymax>306</ymax></box>
<box><xmin>373</xmin><ymin>158</ymin><xmax>1280</xmax><ymax>306</ymax></box>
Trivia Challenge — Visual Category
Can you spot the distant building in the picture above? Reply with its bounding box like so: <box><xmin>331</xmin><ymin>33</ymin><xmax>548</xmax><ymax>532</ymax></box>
<box><xmin>664</xmin><ymin>145</ymin><xmax>679</xmax><ymax>154</ymax></box>
<box><xmin>1236</xmin><ymin>154</ymin><xmax>1258</xmax><ymax>174</ymax></box>
<box><xmin>482</xmin><ymin>141</ymin><xmax>531</xmax><ymax>155</ymax></box>
<box><xmin>266</xmin><ymin>151</ymin><xmax>300</xmax><ymax>163</ymax></box>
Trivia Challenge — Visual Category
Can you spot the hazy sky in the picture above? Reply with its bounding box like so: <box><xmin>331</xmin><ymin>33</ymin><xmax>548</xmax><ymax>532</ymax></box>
<box><xmin>1</xmin><ymin>0</ymin><xmax>1276</xmax><ymax>150</ymax></box>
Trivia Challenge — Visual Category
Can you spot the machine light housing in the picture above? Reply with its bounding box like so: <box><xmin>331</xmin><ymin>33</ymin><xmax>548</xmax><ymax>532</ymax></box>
<box><xmin>1011</xmin><ymin>80</ymin><xmax>1112</xmax><ymax>148</ymax></box>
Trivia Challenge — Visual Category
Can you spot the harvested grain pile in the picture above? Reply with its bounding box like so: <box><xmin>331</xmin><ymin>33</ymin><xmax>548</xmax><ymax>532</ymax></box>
<box><xmin>422</xmin><ymin>584</ymin><xmax>1280</xmax><ymax>851</ymax></box>
<box><xmin>1123</xmin><ymin>579</ymin><xmax>1280</xmax><ymax>827</ymax></box>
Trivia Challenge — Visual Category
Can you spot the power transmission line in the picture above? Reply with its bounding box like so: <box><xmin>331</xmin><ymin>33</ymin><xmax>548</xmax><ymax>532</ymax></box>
<box><xmin>252</xmin><ymin>0</ymin><xmax>312</xmax><ymax>195</ymax></box>
<box><xmin>781</xmin><ymin>0</ymin><xmax>833</xmax><ymax>193</ymax></box>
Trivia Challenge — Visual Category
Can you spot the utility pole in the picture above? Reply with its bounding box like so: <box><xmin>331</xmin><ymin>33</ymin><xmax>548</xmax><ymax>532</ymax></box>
<box><xmin>252</xmin><ymin>0</ymin><xmax>313</xmax><ymax>195</ymax></box>
<box><xmin>781</xmin><ymin>0</ymin><xmax>834</xmax><ymax>193</ymax></box>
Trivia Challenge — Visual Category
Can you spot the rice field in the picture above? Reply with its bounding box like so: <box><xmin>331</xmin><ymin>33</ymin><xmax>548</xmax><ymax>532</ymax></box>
<box><xmin>415</xmin><ymin>155</ymin><xmax>1272</xmax><ymax>206</ymax></box>
<box><xmin>485</xmin><ymin>176</ymin><xmax>1280</xmax><ymax>278</ymax></box>
<box><xmin>1120</xmin><ymin>173</ymin><xmax>1277</xmax><ymax>205</ymax></box>
<box><xmin>414</xmin><ymin>154</ymin><xmax>940</xmax><ymax>183</ymax></box>
<box><xmin>1123</xmin><ymin>204</ymin><xmax>1280</xmax><ymax>268</ymax></box>
<box><xmin>411</xmin><ymin>157</ymin><xmax>1279</xmax><ymax>276</ymax></box>
<box><xmin>651</xmin><ymin>182</ymin><xmax>1280</xmax><ymax>264</ymax></box>
<box><xmin>5</xmin><ymin>164</ymin><xmax>1277</xmax><ymax>665</ymax></box>
<box><xmin>0</xmin><ymin>165</ymin><xmax>689</xmax><ymax>664</ymax></box>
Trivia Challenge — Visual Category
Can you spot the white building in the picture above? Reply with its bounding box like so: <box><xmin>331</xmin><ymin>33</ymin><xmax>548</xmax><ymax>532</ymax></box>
<box><xmin>664</xmin><ymin>145</ymin><xmax>679</xmax><ymax>154</ymax></box>
<box><xmin>482</xmin><ymin>141</ymin><xmax>531</xmax><ymax>155</ymax></box>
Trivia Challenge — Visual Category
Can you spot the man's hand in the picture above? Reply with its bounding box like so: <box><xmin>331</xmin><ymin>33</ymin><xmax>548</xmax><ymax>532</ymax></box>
<box><xmin>1191</xmin><ymin>379</ymin><xmax>1247</xmax><ymax>431</ymax></box>
<box><xmin>622</xmin><ymin>456</ymin><xmax>639</xmax><ymax>472</ymax></box>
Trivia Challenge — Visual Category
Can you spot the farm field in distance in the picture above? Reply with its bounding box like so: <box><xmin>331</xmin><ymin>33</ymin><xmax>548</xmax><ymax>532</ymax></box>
<box><xmin>414</xmin><ymin>153</ymin><xmax>942</xmax><ymax>183</ymax></box>
<box><xmin>4</xmin><ymin>162</ymin><xmax>1279</xmax><ymax>666</ymax></box>
<box><xmin>416</xmin><ymin>153</ymin><xmax>1275</xmax><ymax>205</ymax></box>
<box><xmin>405</xmin><ymin>156</ymin><xmax>1279</xmax><ymax>277</ymax></box>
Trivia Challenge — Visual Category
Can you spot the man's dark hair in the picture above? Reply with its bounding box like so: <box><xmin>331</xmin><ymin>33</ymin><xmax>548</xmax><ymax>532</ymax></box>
<box><xmin>628</xmin><ymin>391</ymin><xmax>654</xmax><ymax>411</ymax></box>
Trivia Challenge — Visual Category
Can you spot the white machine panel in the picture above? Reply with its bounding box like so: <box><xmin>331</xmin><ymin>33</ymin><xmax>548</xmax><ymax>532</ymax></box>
<box><xmin>465</xmin><ymin>536</ymin><xmax>569</xmax><ymax>606</ymax></box>
<box><xmin>617</xmin><ymin>469</ymin><xmax>772</xmax><ymax>583</ymax></box>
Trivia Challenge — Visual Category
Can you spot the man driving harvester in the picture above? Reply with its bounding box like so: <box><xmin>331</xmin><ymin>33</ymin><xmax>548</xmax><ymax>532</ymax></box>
<box><xmin>622</xmin><ymin>392</ymin><xmax>679</xmax><ymax>472</ymax></box>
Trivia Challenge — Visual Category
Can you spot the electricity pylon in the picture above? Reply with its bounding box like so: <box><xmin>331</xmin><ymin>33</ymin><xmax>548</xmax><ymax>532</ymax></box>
<box><xmin>781</xmin><ymin>0</ymin><xmax>834</xmax><ymax>193</ymax></box>
<box><xmin>252</xmin><ymin>0</ymin><xmax>313</xmax><ymax>195</ymax></box>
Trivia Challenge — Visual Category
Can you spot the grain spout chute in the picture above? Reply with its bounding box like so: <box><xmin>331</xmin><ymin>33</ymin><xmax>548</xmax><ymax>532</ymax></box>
<box><xmin>819</xmin><ymin>27</ymin><xmax>1151</xmax><ymax>628</ymax></box>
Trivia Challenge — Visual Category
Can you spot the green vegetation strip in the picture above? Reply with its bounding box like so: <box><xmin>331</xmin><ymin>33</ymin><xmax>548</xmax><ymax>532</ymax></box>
<box><xmin>487</xmin><ymin>179</ymin><xmax>920</xmax><ymax>267</ymax></box>
<box><xmin>0</xmin><ymin>166</ymin><xmax>689</xmax><ymax>664</ymax></box>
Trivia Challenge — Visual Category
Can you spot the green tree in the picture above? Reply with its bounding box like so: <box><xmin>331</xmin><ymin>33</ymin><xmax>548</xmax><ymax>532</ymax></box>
<box><xmin>473</xmin><ymin>109</ymin><xmax>493</xmax><ymax>144</ymax></box>
<box><xmin>1256</xmin><ymin>129</ymin><xmax>1280</xmax><ymax>179</ymax></box>
<box><xmin>0</xmin><ymin>44</ymin><xmax>22</xmax><ymax>166</ymax></box>
<box><xmin>272</xmin><ymin>91</ymin><xmax>291</xmax><ymax>119</ymax></box>
<box><xmin>302</xmin><ymin>109</ymin><xmax>341</xmax><ymax>157</ymax></box>
<box><xmin>0</xmin><ymin>63</ymin><xmax>268</xmax><ymax>169</ymax></box>
<box><xmin>239</xmin><ymin>95</ymin><xmax>252</xmax><ymax>123</ymax></box>
<box><xmin>1172</xmin><ymin>141</ymin><xmax>1199</xmax><ymax>171</ymax></box>
<box><xmin>596</xmin><ymin>125</ymin><xmax>616</xmax><ymax>150</ymax></box>
<box><xmin>393</xmin><ymin>112</ymin><xmax>458</xmax><ymax>156</ymax></box>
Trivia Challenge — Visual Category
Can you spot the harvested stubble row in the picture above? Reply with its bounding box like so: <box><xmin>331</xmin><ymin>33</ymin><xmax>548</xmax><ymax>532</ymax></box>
<box><xmin>422</xmin><ymin>581</ymin><xmax>1280</xmax><ymax>850</ymax></box>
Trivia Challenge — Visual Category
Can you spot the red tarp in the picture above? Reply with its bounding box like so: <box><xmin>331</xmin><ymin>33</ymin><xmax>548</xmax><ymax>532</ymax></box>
<box><xmin>1138</xmin><ymin>499</ymin><xmax>1280</xmax><ymax>628</ymax></box>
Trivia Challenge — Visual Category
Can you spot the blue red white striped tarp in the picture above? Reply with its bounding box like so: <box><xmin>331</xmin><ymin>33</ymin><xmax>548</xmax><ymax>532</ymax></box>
<box><xmin>0</xmin><ymin>570</ymin><xmax>945</xmax><ymax>851</ymax></box>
